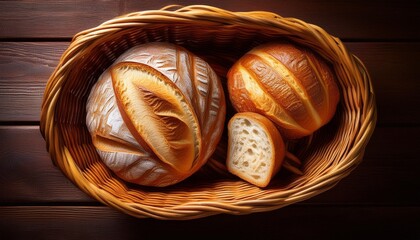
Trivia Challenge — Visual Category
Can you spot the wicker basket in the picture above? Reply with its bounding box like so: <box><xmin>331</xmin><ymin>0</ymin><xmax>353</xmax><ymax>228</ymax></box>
<box><xmin>40</xmin><ymin>5</ymin><xmax>377</xmax><ymax>220</ymax></box>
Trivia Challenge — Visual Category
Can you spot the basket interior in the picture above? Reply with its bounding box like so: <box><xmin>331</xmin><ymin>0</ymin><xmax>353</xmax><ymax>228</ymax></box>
<box><xmin>53</xmin><ymin>22</ymin><xmax>364</xmax><ymax>212</ymax></box>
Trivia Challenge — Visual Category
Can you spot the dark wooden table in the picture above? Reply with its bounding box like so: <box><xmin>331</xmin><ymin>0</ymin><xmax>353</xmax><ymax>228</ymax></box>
<box><xmin>1</xmin><ymin>1</ymin><xmax>419</xmax><ymax>239</ymax></box>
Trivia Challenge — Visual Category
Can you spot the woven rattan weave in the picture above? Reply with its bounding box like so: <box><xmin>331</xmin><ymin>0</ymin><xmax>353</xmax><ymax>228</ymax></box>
<box><xmin>40</xmin><ymin>5</ymin><xmax>377</xmax><ymax>220</ymax></box>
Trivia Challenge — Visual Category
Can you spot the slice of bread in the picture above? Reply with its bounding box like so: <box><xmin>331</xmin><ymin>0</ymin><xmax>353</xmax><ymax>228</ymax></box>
<box><xmin>227</xmin><ymin>112</ymin><xmax>286</xmax><ymax>187</ymax></box>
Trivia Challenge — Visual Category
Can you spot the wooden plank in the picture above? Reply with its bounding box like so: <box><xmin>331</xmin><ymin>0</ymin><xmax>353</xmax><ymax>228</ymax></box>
<box><xmin>346</xmin><ymin>42</ymin><xmax>420</xmax><ymax>127</ymax></box>
<box><xmin>0</xmin><ymin>0</ymin><xmax>120</xmax><ymax>39</ymax></box>
<box><xmin>0</xmin><ymin>42</ymin><xmax>68</xmax><ymax>122</ymax></box>
<box><xmin>0</xmin><ymin>126</ymin><xmax>92</xmax><ymax>203</ymax></box>
<box><xmin>124</xmin><ymin>0</ymin><xmax>420</xmax><ymax>40</ymax></box>
<box><xmin>0</xmin><ymin>206</ymin><xmax>419</xmax><ymax>239</ymax></box>
<box><xmin>0</xmin><ymin>0</ymin><xmax>418</xmax><ymax>40</ymax></box>
<box><xmin>1</xmin><ymin>42</ymin><xmax>419</xmax><ymax>125</ymax></box>
<box><xmin>1</xmin><ymin>126</ymin><xmax>419</xmax><ymax>205</ymax></box>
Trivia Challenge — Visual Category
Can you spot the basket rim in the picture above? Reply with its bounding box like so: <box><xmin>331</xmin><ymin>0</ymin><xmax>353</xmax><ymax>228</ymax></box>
<box><xmin>40</xmin><ymin>5</ymin><xmax>377</xmax><ymax>220</ymax></box>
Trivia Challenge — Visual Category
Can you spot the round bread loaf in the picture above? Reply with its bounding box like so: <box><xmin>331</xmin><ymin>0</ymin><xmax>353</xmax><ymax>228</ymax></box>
<box><xmin>227</xmin><ymin>42</ymin><xmax>340</xmax><ymax>139</ymax></box>
<box><xmin>86</xmin><ymin>42</ymin><xmax>226</xmax><ymax>187</ymax></box>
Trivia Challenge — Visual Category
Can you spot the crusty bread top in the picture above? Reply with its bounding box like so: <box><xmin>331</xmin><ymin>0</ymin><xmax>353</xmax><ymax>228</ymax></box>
<box><xmin>227</xmin><ymin>42</ymin><xmax>340</xmax><ymax>139</ymax></box>
<box><xmin>86</xmin><ymin>42</ymin><xmax>226</xmax><ymax>187</ymax></box>
<box><xmin>111</xmin><ymin>62</ymin><xmax>201</xmax><ymax>173</ymax></box>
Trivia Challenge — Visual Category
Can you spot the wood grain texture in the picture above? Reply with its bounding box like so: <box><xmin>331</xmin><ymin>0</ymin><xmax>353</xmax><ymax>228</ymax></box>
<box><xmin>0</xmin><ymin>42</ymin><xmax>419</xmax><ymax>125</ymax></box>
<box><xmin>0</xmin><ymin>206</ymin><xmax>419</xmax><ymax>239</ymax></box>
<box><xmin>1</xmin><ymin>126</ymin><xmax>419</xmax><ymax>205</ymax></box>
<box><xmin>0</xmin><ymin>0</ymin><xmax>419</xmax><ymax>40</ymax></box>
<box><xmin>0</xmin><ymin>0</ymin><xmax>418</xmax><ymax>235</ymax></box>
<box><xmin>346</xmin><ymin>42</ymin><xmax>420</xmax><ymax>127</ymax></box>
<box><xmin>0</xmin><ymin>0</ymin><xmax>121</xmax><ymax>39</ymax></box>
<box><xmin>0</xmin><ymin>42</ymin><xmax>68</xmax><ymax>122</ymax></box>
<box><xmin>0</xmin><ymin>126</ymin><xmax>92</xmax><ymax>203</ymax></box>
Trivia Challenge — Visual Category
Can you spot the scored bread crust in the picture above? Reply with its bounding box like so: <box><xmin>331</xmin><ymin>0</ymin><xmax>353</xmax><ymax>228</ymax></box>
<box><xmin>111</xmin><ymin>62</ymin><xmax>201</xmax><ymax>173</ymax></box>
<box><xmin>227</xmin><ymin>42</ymin><xmax>340</xmax><ymax>139</ymax></box>
<box><xmin>227</xmin><ymin>112</ymin><xmax>285</xmax><ymax>188</ymax></box>
<box><xmin>86</xmin><ymin>42</ymin><xmax>226</xmax><ymax>187</ymax></box>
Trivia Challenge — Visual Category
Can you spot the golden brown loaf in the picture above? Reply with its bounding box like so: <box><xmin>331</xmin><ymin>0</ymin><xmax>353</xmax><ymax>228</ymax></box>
<box><xmin>227</xmin><ymin>42</ymin><xmax>340</xmax><ymax>139</ymax></box>
<box><xmin>227</xmin><ymin>112</ymin><xmax>285</xmax><ymax>188</ymax></box>
<box><xmin>86</xmin><ymin>42</ymin><xmax>226</xmax><ymax>187</ymax></box>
